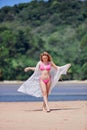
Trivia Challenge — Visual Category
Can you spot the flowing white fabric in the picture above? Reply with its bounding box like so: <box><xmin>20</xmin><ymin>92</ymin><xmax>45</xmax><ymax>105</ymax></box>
<box><xmin>17</xmin><ymin>61</ymin><xmax>71</xmax><ymax>97</ymax></box>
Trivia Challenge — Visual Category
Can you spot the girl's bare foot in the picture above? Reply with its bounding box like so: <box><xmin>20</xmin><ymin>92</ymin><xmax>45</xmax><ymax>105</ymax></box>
<box><xmin>46</xmin><ymin>106</ymin><xmax>50</xmax><ymax>112</ymax></box>
<box><xmin>46</xmin><ymin>108</ymin><xmax>50</xmax><ymax>112</ymax></box>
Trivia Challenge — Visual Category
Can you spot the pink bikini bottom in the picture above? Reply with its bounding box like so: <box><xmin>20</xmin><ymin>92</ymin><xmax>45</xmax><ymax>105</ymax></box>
<box><xmin>40</xmin><ymin>77</ymin><xmax>51</xmax><ymax>84</ymax></box>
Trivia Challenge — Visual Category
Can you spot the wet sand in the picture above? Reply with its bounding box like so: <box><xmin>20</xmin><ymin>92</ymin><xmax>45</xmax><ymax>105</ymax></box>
<box><xmin>0</xmin><ymin>101</ymin><xmax>87</xmax><ymax>130</ymax></box>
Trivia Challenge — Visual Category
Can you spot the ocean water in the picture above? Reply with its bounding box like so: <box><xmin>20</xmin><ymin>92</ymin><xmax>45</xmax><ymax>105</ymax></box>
<box><xmin>0</xmin><ymin>83</ymin><xmax>87</xmax><ymax>102</ymax></box>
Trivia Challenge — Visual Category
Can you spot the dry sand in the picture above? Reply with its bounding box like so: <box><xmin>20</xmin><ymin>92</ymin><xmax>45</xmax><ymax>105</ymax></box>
<box><xmin>0</xmin><ymin>101</ymin><xmax>87</xmax><ymax>130</ymax></box>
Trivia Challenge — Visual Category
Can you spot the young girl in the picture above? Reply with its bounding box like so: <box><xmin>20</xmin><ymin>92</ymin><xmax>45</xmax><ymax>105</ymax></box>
<box><xmin>18</xmin><ymin>52</ymin><xmax>71</xmax><ymax>112</ymax></box>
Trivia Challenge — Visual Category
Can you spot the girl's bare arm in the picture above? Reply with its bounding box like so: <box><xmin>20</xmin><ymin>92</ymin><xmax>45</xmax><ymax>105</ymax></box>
<box><xmin>51</xmin><ymin>61</ymin><xmax>59</xmax><ymax>70</ymax></box>
<box><xmin>24</xmin><ymin>67</ymin><xmax>35</xmax><ymax>72</ymax></box>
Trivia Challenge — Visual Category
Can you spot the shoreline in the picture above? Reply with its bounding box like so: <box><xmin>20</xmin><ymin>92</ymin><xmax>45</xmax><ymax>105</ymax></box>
<box><xmin>0</xmin><ymin>80</ymin><xmax>87</xmax><ymax>85</ymax></box>
<box><xmin>0</xmin><ymin>101</ymin><xmax>87</xmax><ymax>130</ymax></box>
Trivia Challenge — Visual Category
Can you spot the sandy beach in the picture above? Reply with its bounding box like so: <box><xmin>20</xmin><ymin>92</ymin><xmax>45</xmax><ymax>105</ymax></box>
<box><xmin>0</xmin><ymin>101</ymin><xmax>87</xmax><ymax>130</ymax></box>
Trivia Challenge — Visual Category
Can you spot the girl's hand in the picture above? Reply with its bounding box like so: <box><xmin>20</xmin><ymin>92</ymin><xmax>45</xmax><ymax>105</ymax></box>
<box><xmin>24</xmin><ymin>67</ymin><xmax>30</xmax><ymax>72</ymax></box>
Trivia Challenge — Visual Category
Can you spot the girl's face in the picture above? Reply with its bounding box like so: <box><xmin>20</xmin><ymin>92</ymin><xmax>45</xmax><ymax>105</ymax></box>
<box><xmin>42</xmin><ymin>55</ymin><xmax>48</xmax><ymax>62</ymax></box>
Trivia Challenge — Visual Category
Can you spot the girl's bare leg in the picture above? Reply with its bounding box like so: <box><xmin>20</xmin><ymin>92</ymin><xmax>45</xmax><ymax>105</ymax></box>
<box><xmin>46</xmin><ymin>81</ymin><xmax>51</xmax><ymax>112</ymax></box>
<box><xmin>46</xmin><ymin>80</ymin><xmax>51</xmax><ymax>97</ymax></box>
<box><xmin>40</xmin><ymin>80</ymin><xmax>50</xmax><ymax>112</ymax></box>
<box><xmin>42</xmin><ymin>81</ymin><xmax>51</xmax><ymax>112</ymax></box>
<box><xmin>42</xmin><ymin>101</ymin><xmax>46</xmax><ymax>111</ymax></box>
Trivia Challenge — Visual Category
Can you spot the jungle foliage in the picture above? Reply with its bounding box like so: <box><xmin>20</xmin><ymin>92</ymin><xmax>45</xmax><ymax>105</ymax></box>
<box><xmin>0</xmin><ymin>0</ymin><xmax>87</xmax><ymax>80</ymax></box>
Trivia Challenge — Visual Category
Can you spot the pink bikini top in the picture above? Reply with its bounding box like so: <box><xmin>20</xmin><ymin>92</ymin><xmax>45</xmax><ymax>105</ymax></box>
<box><xmin>40</xmin><ymin>63</ymin><xmax>51</xmax><ymax>71</ymax></box>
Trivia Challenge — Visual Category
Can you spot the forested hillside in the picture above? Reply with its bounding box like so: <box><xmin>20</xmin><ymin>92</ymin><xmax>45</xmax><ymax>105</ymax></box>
<box><xmin>0</xmin><ymin>0</ymin><xmax>87</xmax><ymax>80</ymax></box>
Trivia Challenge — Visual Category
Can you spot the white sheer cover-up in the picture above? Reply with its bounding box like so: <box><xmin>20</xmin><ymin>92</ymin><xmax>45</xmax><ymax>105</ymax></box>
<box><xmin>17</xmin><ymin>61</ymin><xmax>71</xmax><ymax>97</ymax></box>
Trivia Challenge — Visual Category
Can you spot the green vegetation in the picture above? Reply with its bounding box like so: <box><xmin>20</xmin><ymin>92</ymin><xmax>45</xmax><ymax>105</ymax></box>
<box><xmin>0</xmin><ymin>0</ymin><xmax>87</xmax><ymax>80</ymax></box>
